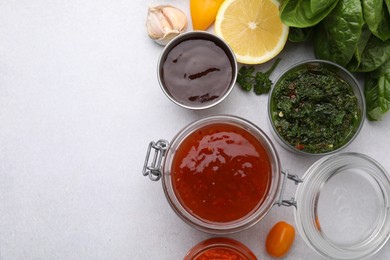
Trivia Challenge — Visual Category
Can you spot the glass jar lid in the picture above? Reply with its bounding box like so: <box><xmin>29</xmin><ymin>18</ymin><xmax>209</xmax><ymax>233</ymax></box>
<box><xmin>294</xmin><ymin>153</ymin><xmax>390</xmax><ymax>259</ymax></box>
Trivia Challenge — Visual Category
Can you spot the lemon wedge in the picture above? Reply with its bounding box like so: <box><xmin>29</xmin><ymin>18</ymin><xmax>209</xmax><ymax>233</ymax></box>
<box><xmin>215</xmin><ymin>0</ymin><xmax>289</xmax><ymax>64</ymax></box>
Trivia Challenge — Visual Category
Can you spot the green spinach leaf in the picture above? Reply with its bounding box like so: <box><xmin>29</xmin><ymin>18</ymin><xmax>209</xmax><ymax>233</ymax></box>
<box><xmin>288</xmin><ymin>27</ymin><xmax>312</xmax><ymax>42</ymax></box>
<box><xmin>365</xmin><ymin>58</ymin><xmax>390</xmax><ymax>120</ymax></box>
<box><xmin>385</xmin><ymin>0</ymin><xmax>390</xmax><ymax>13</ymax></box>
<box><xmin>372</xmin><ymin>58</ymin><xmax>390</xmax><ymax>78</ymax></box>
<box><xmin>314</xmin><ymin>0</ymin><xmax>364</xmax><ymax>66</ymax></box>
<box><xmin>355</xmin><ymin>36</ymin><xmax>390</xmax><ymax>72</ymax></box>
<box><xmin>346</xmin><ymin>24</ymin><xmax>372</xmax><ymax>71</ymax></box>
<box><xmin>280</xmin><ymin>0</ymin><xmax>339</xmax><ymax>28</ymax></box>
<box><xmin>362</xmin><ymin>0</ymin><xmax>383</xmax><ymax>34</ymax></box>
<box><xmin>376</xmin><ymin>5</ymin><xmax>390</xmax><ymax>40</ymax></box>
<box><xmin>363</xmin><ymin>0</ymin><xmax>390</xmax><ymax>41</ymax></box>
<box><xmin>365</xmin><ymin>76</ymin><xmax>383</xmax><ymax>120</ymax></box>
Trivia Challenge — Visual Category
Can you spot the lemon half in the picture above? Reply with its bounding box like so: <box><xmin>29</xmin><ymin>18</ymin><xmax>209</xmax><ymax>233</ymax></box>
<box><xmin>215</xmin><ymin>0</ymin><xmax>289</xmax><ymax>64</ymax></box>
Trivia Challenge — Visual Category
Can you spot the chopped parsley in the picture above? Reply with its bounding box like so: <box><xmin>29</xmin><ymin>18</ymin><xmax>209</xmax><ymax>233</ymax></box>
<box><xmin>270</xmin><ymin>66</ymin><xmax>361</xmax><ymax>153</ymax></box>
<box><xmin>237</xmin><ymin>58</ymin><xmax>281</xmax><ymax>95</ymax></box>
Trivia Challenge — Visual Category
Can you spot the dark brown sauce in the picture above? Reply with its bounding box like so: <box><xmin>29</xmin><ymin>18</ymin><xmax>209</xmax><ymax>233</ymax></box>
<box><xmin>161</xmin><ymin>39</ymin><xmax>233</xmax><ymax>107</ymax></box>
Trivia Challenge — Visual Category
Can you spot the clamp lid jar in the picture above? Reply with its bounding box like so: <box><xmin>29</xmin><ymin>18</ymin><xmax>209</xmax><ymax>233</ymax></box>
<box><xmin>143</xmin><ymin>115</ymin><xmax>282</xmax><ymax>234</ymax></box>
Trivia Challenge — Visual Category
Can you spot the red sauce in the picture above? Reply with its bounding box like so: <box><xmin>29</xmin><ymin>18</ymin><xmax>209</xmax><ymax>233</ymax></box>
<box><xmin>172</xmin><ymin>123</ymin><xmax>272</xmax><ymax>223</ymax></box>
<box><xmin>195</xmin><ymin>247</ymin><xmax>245</xmax><ymax>260</ymax></box>
<box><xmin>161</xmin><ymin>39</ymin><xmax>233</xmax><ymax>106</ymax></box>
<box><xmin>184</xmin><ymin>237</ymin><xmax>257</xmax><ymax>260</ymax></box>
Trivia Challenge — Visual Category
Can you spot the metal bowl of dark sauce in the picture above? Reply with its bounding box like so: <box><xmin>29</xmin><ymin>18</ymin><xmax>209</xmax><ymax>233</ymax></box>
<box><xmin>157</xmin><ymin>31</ymin><xmax>237</xmax><ymax>110</ymax></box>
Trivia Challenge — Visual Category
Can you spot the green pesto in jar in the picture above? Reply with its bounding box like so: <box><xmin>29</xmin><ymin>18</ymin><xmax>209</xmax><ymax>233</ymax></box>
<box><xmin>270</xmin><ymin>66</ymin><xmax>361</xmax><ymax>153</ymax></box>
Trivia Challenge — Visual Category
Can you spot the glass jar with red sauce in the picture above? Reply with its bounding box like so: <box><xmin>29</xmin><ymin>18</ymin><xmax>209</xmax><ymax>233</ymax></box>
<box><xmin>184</xmin><ymin>237</ymin><xmax>256</xmax><ymax>260</ymax></box>
<box><xmin>143</xmin><ymin>115</ymin><xmax>390</xmax><ymax>259</ymax></box>
<box><xmin>143</xmin><ymin>115</ymin><xmax>282</xmax><ymax>234</ymax></box>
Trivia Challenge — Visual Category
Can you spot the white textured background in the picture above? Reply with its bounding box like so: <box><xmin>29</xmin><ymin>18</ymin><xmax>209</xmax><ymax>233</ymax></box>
<box><xmin>1</xmin><ymin>0</ymin><xmax>390</xmax><ymax>259</ymax></box>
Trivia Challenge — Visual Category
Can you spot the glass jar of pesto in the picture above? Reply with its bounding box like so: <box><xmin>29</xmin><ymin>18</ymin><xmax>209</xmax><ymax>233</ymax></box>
<box><xmin>268</xmin><ymin>59</ymin><xmax>365</xmax><ymax>155</ymax></box>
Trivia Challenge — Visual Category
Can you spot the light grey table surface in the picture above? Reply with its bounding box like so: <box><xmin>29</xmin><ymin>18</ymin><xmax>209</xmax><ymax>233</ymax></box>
<box><xmin>1</xmin><ymin>0</ymin><xmax>390</xmax><ymax>259</ymax></box>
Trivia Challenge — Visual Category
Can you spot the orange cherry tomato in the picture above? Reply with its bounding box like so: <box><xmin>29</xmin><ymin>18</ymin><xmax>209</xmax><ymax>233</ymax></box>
<box><xmin>266</xmin><ymin>221</ymin><xmax>295</xmax><ymax>258</ymax></box>
<box><xmin>190</xmin><ymin>0</ymin><xmax>225</xmax><ymax>30</ymax></box>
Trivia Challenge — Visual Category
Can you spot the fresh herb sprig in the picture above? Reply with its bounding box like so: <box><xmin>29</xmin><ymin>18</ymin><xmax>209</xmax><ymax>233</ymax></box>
<box><xmin>237</xmin><ymin>58</ymin><xmax>281</xmax><ymax>95</ymax></box>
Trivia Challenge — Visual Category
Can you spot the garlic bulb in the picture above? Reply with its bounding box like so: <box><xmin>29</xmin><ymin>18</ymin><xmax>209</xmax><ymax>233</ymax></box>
<box><xmin>146</xmin><ymin>5</ymin><xmax>188</xmax><ymax>45</ymax></box>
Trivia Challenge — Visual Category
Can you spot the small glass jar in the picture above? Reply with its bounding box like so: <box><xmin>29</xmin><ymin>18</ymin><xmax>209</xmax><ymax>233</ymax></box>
<box><xmin>143</xmin><ymin>115</ymin><xmax>390</xmax><ymax>259</ymax></box>
<box><xmin>184</xmin><ymin>237</ymin><xmax>256</xmax><ymax>260</ymax></box>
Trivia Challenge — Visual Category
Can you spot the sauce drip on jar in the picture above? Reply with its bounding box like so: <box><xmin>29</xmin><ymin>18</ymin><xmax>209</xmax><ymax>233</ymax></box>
<box><xmin>161</xmin><ymin>39</ymin><xmax>233</xmax><ymax>106</ymax></box>
<box><xmin>172</xmin><ymin>123</ymin><xmax>271</xmax><ymax>223</ymax></box>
